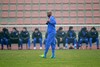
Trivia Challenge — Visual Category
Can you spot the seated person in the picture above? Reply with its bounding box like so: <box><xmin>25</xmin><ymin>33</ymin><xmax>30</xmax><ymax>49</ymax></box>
<box><xmin>10</xmin><ymin>27</ymin><xmax>21</xmax><ymax>49</ymax></box>
<box><xmin>32</xmin><ymin>28</ymin><xmax>42</xmax><ymax>49</ymax></box>
<box><xmin>56</xmin><ymin>27</ymin><xmax>66</xmax><ymax>49</ymax></box>
<box><xmin>0</xmin><ymin>28</ymin><xmax>10</xmax><ymax>50</ymax></box>
<box><xmin>89</xmin><ymin>27</ymin><xmax>99</xmax><ymax>49</ymax></box>
<box><xmin>78</xmin><ymin>27</ymin><xmax>89</xmax><ymax>49</ymax></box>
<box><xmin>19</xmin><ymin>27</ymin><xmax>30</xmax><ymax>49</ymax></box>
<box><xmin>65</xmin><ymin>26</ymin><xmax>77</xmax><ymax>49</ymax></box>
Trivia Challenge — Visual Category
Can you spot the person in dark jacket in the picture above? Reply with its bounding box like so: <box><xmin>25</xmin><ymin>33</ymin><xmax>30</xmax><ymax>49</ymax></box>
<box><xmin>10</xmin><ymin>27</ymin><xmax>20</xmax><ymax>49</ymax></box>
<box><xmin>19</xmin><ymin>27</ymin><xmax>30</xmax><ymax>49</ymax></box>
<box><xmin>78</xmin><ymin>27</ymin><xmax>89</xmax><ymax>49</ymax></box>
<box><xmin>0</xmin><ymin>28</ymin><xmax>10</xmax><ymax>50</ymax></box>
<box><xmin>89</xmin><ymin>27</ymin><xmax>99</xmax><ymax>49</ymax></box>
<box><xmin>65</xmin><ymin>26</ymin><xmax>77</xmax><ymax>49</ymax></box>
<box><xmin>32</xmin><ymin>28</ymin><xmax>42</xmax><ymax>49</ymax></box>
<box><xmin>56</xmin><ymin>27</ymin><xmax>66</xmax><ymax>49</ymax></box>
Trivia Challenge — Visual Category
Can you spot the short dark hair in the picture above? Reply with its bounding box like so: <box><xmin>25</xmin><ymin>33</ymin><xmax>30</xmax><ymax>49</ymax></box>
<box><xmin>59</xmin><ymin>27</ymin><xmax>63</xmax><ymax>31</ymax></box>
<box><xmin>3</xmin><ymin>27</ymin><xmax>7</xmax><ymax>32</ymax></box>
<box><xmin>35</xmin><ymin>28</ymin><xmax>39</xmax><ymax>31</ymax></box>
<box><xmin>82</xmin><ymin>27</ymin><xmax>87</xmax><ymax>31</ymax></box>
<box><xmin>69</xmin><ymin>26</ymin><xmax>73</xmax><ymax>30</ymax></box>
<box><xmin>13</xmin><ymin>27</ymin><xmax>16</xmax><ymax>30</ymax></box>
<box><xmin>13</xmin><ymin>27</ymin><xmax>18</xmax><ymax>32</ymax></box>
<box><xmin>23</xmin><ymin>27</ymin><xmax>27</xmax><ymax>30</ymax></box>
<box><xmin>91</xmin><ymin>27</ymin><xmax>96</xmax><ymax>30</ymax></box>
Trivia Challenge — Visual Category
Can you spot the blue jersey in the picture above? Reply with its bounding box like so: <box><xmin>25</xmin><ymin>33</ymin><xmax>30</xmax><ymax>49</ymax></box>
<box><xmin>47</xmin><ymin>16</ymin><xmax>56</xmax><ymax>34</ymax></box>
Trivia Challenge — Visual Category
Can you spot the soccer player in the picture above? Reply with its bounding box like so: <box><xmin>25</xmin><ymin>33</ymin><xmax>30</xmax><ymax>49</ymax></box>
<box><xmin>89</xmin><ymin>27</ymin><xmax>99</xmax><ymax>49</ymax></box>
<box><xmin>1</xmin><ymin>28</ymin><xmax>10</xmax><ymax>50</ymax></box>
<box><xmin>19</xmin><ymin>27</ymin><xmax>30</xmax><ymax>49</ymax></box>
<box><xmin>40</xmin><ymin>11</ymin><xmax>56</xmax><ymax>58</ymax></box>
<box><xmin>65</xmin><ymin>26</ymin><xmax>77</xmax><ymax>49</ymax></box>
<box><xmin>10</xmin><ymin>27</ymin><xmax>20</xmax><ymax>49</ymax></box>
<box><xmin>32</xmin><ymin>28</ymin><xmax>42</xmax><ymax>49</ymax></box>
<box><xmin>78</xmin><ymin>27</ymin><xmax>89</xmax><ymax>49</ymax></box>
<box><xmin>56</xmin><ymin>27</ymin><xmax>66</xmax><ymax>49</ymax></box>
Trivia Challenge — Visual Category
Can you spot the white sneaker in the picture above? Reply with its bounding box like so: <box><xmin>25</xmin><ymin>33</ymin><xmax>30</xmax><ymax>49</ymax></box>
<box><xmin>40</xmin><ymin>47</ymin><xmax>42</xmax><ymax>49</ymax></box>
<box><xmin>34</xmin><ymin>47</ymin><xmax>36</xmax><ymax>50</ymax></box>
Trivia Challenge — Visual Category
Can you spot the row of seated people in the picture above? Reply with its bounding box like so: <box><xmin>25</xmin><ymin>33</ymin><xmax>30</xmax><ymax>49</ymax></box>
<box><xmin>0</xmin><ymin>26</ymin><xmax>99</xmax><ymax>50</ymax></box>
<box><xmin>0</xmin><ymin>27</ymin><xmax>42</xmax><ymax>50</ymax></box>
<box><xmin>55</xmin><ymin>26</ymin><xmax>99</xmax><ymax>49</ymax></box>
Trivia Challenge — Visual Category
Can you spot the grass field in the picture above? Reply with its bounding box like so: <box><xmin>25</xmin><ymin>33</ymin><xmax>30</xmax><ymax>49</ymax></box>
<box><xmin>0</xmin><ymin>50</ymin><xmax>100</xmax><ymax>67</ymax></box>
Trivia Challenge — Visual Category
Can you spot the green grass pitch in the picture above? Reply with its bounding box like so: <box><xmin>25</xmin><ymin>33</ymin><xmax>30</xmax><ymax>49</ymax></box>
<box><xmin>0</xmin><ymin>50</ymin><xmax>100</xmax><ymax>67</ymax></box>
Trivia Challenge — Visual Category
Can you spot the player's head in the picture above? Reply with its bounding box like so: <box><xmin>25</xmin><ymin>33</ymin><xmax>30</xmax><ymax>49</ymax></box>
<box><xmin>12</xmin><ymin>27</ymin><xmax>17</xmax><ymax>32</ymax></box>
<box><xmin>69</xmin><ymin>26</ymin><xmax>73</xmax><ymax>31</ymax></box>
<box><xmin>34</xmin><ymin>28</ymin><xmax>39</xmax><ymax>33</ymax></box>
<box><xmin>23</xmin><ymin>27</ymin><xmax>27</xmax><ymax>31</ymax></box>
<box><xmin>2</xmin><ymin>27</ymin><xmax>8</xmax><ymax>32</ymax></box>
<box><xmin>58</xmin><ymin>27</ymin><xmax>63</xmax><ymax>31</ymax></box>
<box><xmin>82</xmin><ymin>27</ymin><xmax>87</xmax><ymax>31</ymax></box>
<box><xmin>91</xmin><ymin>27</ymin><xmax>96</xmax><ymax>32</ymax></box>
<box><xmin>47</xmin><ymin>11</ymin><xmax>52</xmax><ymax>18</ymax></box>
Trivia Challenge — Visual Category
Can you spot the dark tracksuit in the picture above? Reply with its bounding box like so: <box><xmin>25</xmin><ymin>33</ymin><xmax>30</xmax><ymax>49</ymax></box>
<box><xmin>10</xmin><ymin>31</ymin><xmax>20</xmax><ymax>48</ymax></box>
<box><xmin>78</xmin><ymin>30</ymin><xmax>89</xmax><ymax>47</ymax></box>
<box><xmin>56</xmin><ymin>30</ymin><xmax>66</xmax><ymax>47</ymax></box>
<box><xmin>1</xmin><ymin>29</ymin><xmax>10</xmax><ymax>49</ymax></box>
<box><xmin>32</xmin><ymin>31</ymin><xmax>42</xmax><ymax>47</ymax></box>
<box><xmin>66</xmin><ymin>30</ymin><xmax>77</xmax><ymax>49</ymax></box>
<box><xmin>20</xmin><ymin>31</ymin><xmax>30</xmax><ymax>49</ymax></box>
<box><xmin>89</xmin><ymin>30</ymin><xmax>99</xmax><ymax>49</ymax></box>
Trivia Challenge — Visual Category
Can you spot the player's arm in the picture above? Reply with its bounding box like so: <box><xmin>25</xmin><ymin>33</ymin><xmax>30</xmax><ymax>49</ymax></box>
<box><xmin>93</xmin><ymin>31</ymin><xmax>98</xmax><ymax>38</ymax></box>
<box><xmin>7</xmin><ymin>31</ymin><xmax>10</xmax><ymax>39</ymax></box>
<box><xmin>67</xmin><ymin>31</ymin><xmax>70</xmax><ymax>39</ymax></box>
<box><xmin>49</xmin><ymin>16</ymin><xmax>56</xmax><ymax>25</ymax></box>
<box><xmin>46</xmin><ymin>16</ymin><xmax>56</xmax><ymax>25</ymax></box>
<box><xmin>10</xmin><ymin>32</ymin><xmax>14</xmax><ymax>39</ymax></box>
<box><xmin>86</xmin><ymin>31</ymin><xmax>89</xmax><ymax>38</ymax></box>
<box><xmin>23</xmin><ymin>32</ymin><xmax>30</xmax><ymax>40</ymax></box>
<box><xmin>89</xmin><ymin>31</ymin><xmax>93</xmax><ymax>38</ymax></box>
<box><xmin>72</xmin><ymin>31</ymin><xmax>76</xmax><ymax>39</ymax></box>
<box><xmin>13</xmin><ymin>32</ymin><xmax>19</xmax><ymax>40</ymax></box>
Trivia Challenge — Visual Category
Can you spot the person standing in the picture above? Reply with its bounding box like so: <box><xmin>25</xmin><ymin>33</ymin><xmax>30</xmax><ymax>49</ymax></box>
<box><xmin>40</xmin><ymin>11</ymin><xmax>56</xmax><ymax>58</ymax></box>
